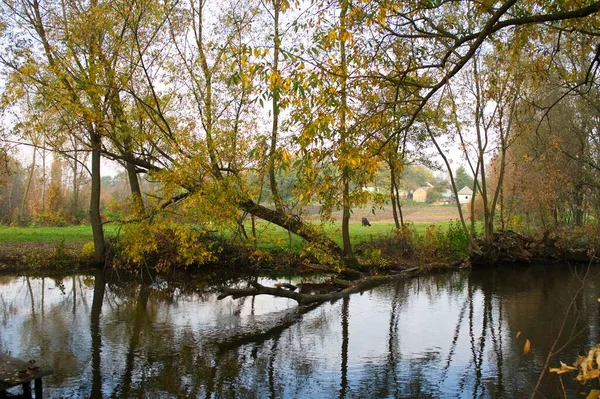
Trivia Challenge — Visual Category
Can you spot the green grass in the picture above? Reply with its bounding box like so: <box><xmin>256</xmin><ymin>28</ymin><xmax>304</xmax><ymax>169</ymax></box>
<box><xmin>238</xmin><ymin>220</ymin><xmax>464</xmax><ymax>251</ymax></box>
<box><xmin>0</xmin><ymin>220</ymin><xmax>469</xmax><ymax>251</ymax></box>
<box><xmin>0</xmin><ymin>225</ymin><xmax>118</xmax><ymax>243</ymax></box>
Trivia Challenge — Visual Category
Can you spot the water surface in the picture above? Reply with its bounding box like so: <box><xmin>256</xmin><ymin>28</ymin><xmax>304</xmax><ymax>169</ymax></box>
<box><xmin>1</xmin><ymin>265</ymin><xmax>599</xmax><ymax>398</ymax></box>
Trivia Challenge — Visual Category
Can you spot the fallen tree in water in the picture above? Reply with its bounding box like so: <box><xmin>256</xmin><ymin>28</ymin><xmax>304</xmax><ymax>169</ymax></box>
<box><xmin>217</xmin><ymin>267</ymin><xmax>419</xmax><ymax>305</ymax></box>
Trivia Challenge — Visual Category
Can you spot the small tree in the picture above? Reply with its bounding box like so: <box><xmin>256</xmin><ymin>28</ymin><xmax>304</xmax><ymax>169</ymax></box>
<box><xmin>454</xmin><ymin>166</ymin><xmax>473</xmax><ymax>191</ymax></box>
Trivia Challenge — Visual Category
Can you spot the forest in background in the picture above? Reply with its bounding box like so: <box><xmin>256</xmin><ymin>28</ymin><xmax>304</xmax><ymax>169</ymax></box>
<box><xmin>0</xmin><ymin>0</ymin><xmax>599</xmax><ymax>268</ymax></box>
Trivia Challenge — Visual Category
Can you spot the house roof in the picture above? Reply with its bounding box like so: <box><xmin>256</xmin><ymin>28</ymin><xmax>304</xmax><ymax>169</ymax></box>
<box><xmin>457</xmin><ymin>186</ymin><xmax>473</xmax><ymax>195</ymax></box>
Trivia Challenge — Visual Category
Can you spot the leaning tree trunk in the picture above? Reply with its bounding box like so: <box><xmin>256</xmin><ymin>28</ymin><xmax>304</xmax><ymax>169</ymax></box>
<box><xmin>240</xmin><ymin>198</ymin><xmax>343</xmax><ymax>258</ymax></box>
<box><xmin>125</xmin><ymin>155</ymin><xmax>145</xmax><ymax>216</ymax></box>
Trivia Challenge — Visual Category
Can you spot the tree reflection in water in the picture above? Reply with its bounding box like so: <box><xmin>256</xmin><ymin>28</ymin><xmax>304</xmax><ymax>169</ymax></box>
<box><xmin>0</xmin><ymin>266</ymin><xmax>599</xmax><ymax>398</ymax></box>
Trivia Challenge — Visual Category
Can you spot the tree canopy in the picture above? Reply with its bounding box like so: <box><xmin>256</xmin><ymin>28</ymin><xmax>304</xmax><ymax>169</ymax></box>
<box><xmin>1</xmin><ymin>0</ymin><xmax>599</xmax><ymax>266</ymax></box>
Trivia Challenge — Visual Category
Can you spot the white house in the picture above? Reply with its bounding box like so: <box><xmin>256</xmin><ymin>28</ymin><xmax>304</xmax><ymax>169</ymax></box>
<box><xmin>457</xmin><ymin>186</ymin><xmax>473</xmax><ymax>204</ymax></box>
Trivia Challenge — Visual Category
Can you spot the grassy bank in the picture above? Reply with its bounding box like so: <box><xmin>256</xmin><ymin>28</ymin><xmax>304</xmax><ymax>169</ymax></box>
<box><xmin>0</xmin><ymin>225</ymin><xmax>119</xmax><ymax>243</ymax></box>
<box><xmin>247</xmin><ymin>220</ymin><xmax>462</xmax><ymax>251</ymax></box>
<box><xmin>0</xmin><ymin>221</ymin><xmax>460</xmax><ymax>248</ymax></box>
<box><xmin>0</xmin><ymin>220</ymin><xmax>469</xmax><ymax>272</ymax></box>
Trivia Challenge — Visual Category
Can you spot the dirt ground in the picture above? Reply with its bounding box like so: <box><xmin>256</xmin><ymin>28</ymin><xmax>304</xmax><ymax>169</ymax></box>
<box><xmin>304</xmin><ymin>203</ymin><xmax>462</xmax><ymax>224</ymax></box>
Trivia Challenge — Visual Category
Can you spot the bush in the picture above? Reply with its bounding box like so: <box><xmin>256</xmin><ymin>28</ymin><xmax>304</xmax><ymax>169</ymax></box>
<box><xmin>445</xmin><ymin>220</ymin><xmax>470</xmax><ymax>258</ymax></box>
<box><xmin>32</xmin><ymin>211</ymin><xmax>68</xmax><ymax>227</ymax></box>
<box><xmin>379</xmin><ymin>221</ymin><xmax>469</xmax><ymax>267</ymax></box>
<box><xmin>81</xmin><ymin>241</ymin><xmax>96</xmax><ymax>259</ymax></box>
<box><xmin>116</xmin><ymin>222</ymin><xmax>222</xmax><ymax>272</ymax></box>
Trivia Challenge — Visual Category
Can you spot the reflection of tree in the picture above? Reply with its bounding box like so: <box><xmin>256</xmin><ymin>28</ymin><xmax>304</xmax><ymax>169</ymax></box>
<box><xmin>90</xmin><ymin>271</ymin><xmax>105</xmax><ymax>398</ymax></box>
<box><xmin>117</xmin><ymin>284</ymin><xmax>149</xmax><ymax>398</ymax></box>
<box><xmin>467</xmin><ymin>266</ymin><xmax>600</xmax><ymax>398</ymax></box>
<box><xmin>268</xmin><ymin>336</ymin><xmax>279</xmax><ymax>399</ymax></box>
<box><xmin>353</xmin><ymin>282</ymin><xmax>443</xmax><ymax>398</ymax></box>
<box><xmin>13</xmin><ymin>269</ymin><xmax>600</xmax><ymax>398</ymax></box>
<box><xmin>339</xmin><ymin>297</ymin><xmax>349</xmax><ymax>399</ymax></box>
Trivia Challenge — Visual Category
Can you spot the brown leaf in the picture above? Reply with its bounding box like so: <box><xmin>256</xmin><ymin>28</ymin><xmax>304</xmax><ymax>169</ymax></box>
<box><xmin>523</xmin><ymin>339</ymin><xmax>531</xmax><ymax>355</ymax></box>
<box><xmin>516</xmin><ymin>331</ymin><xmax>521</xmax><ymax>339</ymax></box>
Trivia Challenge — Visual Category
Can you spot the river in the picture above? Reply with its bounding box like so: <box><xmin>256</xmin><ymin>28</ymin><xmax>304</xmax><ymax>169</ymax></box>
<box><xmin>0</xmin><ymin>265</ymin><xmax>599</xmax><ymax>398</ymax></box>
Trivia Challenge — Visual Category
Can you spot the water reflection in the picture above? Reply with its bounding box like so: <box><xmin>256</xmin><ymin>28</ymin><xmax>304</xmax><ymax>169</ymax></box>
<box><xmin>0</xmin><ymin>266</ymin><xmax>599</xmax><ymax>398</ymax></box>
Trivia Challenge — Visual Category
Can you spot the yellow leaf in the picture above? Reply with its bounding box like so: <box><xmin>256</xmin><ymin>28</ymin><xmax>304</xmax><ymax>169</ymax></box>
<box><xmin>549</xmin><ymin>361</ymin><xmax>578</xmax><ymax>375</ymax></box>
<box><xmin>523</xmin><ymin>339</ymin><xmax>531</xmax><ymax>355</ymax></box>
<box><xmin>587</xmin><ymin>389</ymin><xmax>600</xmax><ymax>399</ymax></box>
<box><xmin>588</xmin><ymin>369</ymin><xmax>600</xmax><ymax>379</ymax></box>
<box><xmin>281</xmin><ymin>150</ymin><xmax>291</xmax><ymax>165</ymax></box>
<box><xmin>516</xmin><ymin>331</ymin><xmax>521</xmax><ymax>339</ymax></box>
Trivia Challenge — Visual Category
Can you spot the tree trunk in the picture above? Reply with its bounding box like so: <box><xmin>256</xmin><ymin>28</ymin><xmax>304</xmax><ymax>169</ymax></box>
<box><xmin>125</xmin><ymin>157</ymin><xmax>145</xmax><ymax>215</ymax></box>
<box><xmin>240</xmin><ymin>198</ymin><xmax>343</xmax><ymax>258</ymax></box>
<box><xmin>41</xmin><ymin>145</ymin><xmax>46</xmax><ymax>213</ymax></box>
<box><xmin>390</xmin><ymin>162</ymin><xmax>400</xmax><ymax>229</ymax></box>
<box><xmin>339</xmin><ymin>0</ymin><xmax>354</xmax><ymax>263</ymax></box>
<box><xmin>394</xmin><ymin>180</ymin><xmax>405</xmax><ymax>228</ymax></box>
<box><xmin>426</xmin><ymin>123</ymin><xmax>480</xmax><ymax>252</ymax></box>
<box><xmin>20</xmin><ymin>149</ymin><xmax>36</xmax><ymax>225</ymax></box>
<box><xmin>269</xmin><ymin>0</ymin><xmax>283</xmax><ymax>212</ymax></box>
<box><xmin>90</xmin><ymin>131</ymin><xmax>105</xmax><ymax>267</ymax></box>
<box><xmin>573</xmin><ymin>185</ymin><xmax>584</xmax><ymax>226</ymax></box>
<box><xmin>71</xmin><ymin>146</ymin><xmax>79</xmax><ymax>222</ymax></box>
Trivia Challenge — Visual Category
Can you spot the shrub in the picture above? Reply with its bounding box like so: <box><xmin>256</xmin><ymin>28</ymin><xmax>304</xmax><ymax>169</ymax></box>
<box><xmin>32</xmin><ymin>211</ymin><xmax>68</xmax><ymax>227</ymax></box>
<box><xmin>381</xmin><ymin>221</ymin><xmax>469</xmax><ymax>267</ymax></box>
<box><xmin>445</xmin><ymin>220</ymin><xmax>470</xmax><ymax>258</ymax></box>
<box><xmin>117</xmin><ymin>222</ymin><xmax>222</xmax><ymax>272</ymax></box>
<box><xmin>81</xmin><ymin>241</ymin><xmax>96</xmax><ymax>259</ymax></box>
<box><xmin>362</xmin><ymin>248</ymin><xmax>388</xmax><ymax>269</ymax></box>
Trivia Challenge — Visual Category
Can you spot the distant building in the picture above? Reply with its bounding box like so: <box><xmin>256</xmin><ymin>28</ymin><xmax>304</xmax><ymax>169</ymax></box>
<box><xmin>438</xmin><ymin>189</ymin><xmax>453</xmax><ymax>204</ymax></box>
<box><xmin>412</xmin><ymin>187</ymin><xmax>429</xmax><ymax>202</ymax></box>
<box><xmin>440</xmin><ymin>189</ymin><xmax>452</xmax><ymax>199</ymax></box>
<box><xmin>457</xmin><ymin>186</ymin><xmax>473</xmax><ymax>204</ymax></box>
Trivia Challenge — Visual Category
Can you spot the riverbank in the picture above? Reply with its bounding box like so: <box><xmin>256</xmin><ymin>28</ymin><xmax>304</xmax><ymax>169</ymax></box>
<box><xmin>1</xmin><ymin>215</ymin><xmax>597</xmax><ymax>275</ymax></box>
<box><xmin>0</xmin><ymin>215</ymin><xmax>468</xmax><ymax>273</ymax></box>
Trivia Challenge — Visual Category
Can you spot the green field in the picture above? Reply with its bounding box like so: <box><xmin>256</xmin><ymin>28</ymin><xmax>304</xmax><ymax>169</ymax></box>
<box><xmin>230</xmin><ymin>220</ymin><xmax>463</xmax><ymax>251</ymax></box>
<box><xmin>0</xmin><ymin>221</ymin><xmax>462</xmax><ymax>251</ymax></box>
<box><xmin>0</xmin><ymin>225</ymin><xmax>118</xmax><ymax>243</ymax></box>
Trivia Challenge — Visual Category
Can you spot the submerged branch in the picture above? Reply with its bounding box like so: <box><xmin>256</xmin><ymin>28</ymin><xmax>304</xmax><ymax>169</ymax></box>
<box><xmin>217</xmin><ymin>267</ymin><xmax>419</xmax><ymax>305</ymax></box>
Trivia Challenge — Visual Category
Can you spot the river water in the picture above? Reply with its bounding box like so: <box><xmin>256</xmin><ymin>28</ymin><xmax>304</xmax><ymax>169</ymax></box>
<box><xmin>1</xmin><ymin>265</ymin><xmax>599</xmax><ymax>398</ymax></box>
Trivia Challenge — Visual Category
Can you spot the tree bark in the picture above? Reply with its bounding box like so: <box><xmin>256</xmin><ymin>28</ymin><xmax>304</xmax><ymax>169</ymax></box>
<box><xmin>20</xmin><ymin>148</ymin><xmax>36</xmax><ymax>225</ymax></box>
<box><xmin>269</xmin><ymin>0</ymin><xmax>284</xmax><ymax>213</ymax></box>
<box><xmin>240</xmin><ymin>198</ymin><xmax>343</xmax><ymax>258</ymax></box>
<box><xmin>339</xmin><ymin>0</ymin><xmax>353</xmax><ymax>263</ymax></box>
<box><xmin>90</xmin><ymin>131</ymin><xmax>105</xmax><ymax>267</ymax></box>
